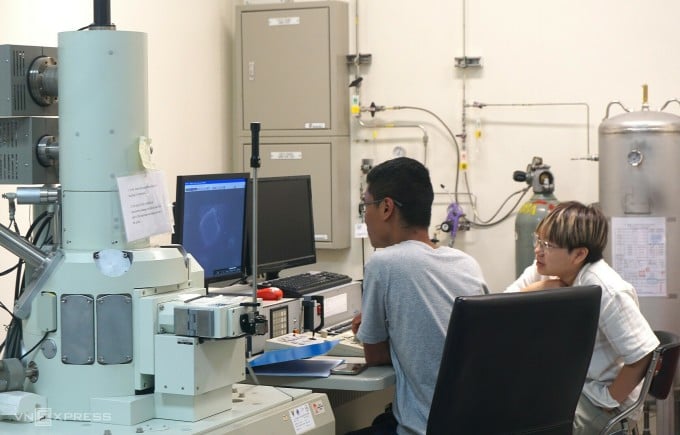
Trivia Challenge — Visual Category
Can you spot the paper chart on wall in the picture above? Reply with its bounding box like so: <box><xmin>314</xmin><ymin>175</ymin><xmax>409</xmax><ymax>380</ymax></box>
<box><xmin>611</xmin><ymin>216</ymin><xmax>666</xmax><ymax>297</ymax></box>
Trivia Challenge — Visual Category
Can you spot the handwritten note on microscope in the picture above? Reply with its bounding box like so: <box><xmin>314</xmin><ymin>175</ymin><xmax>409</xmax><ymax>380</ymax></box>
<box><xmin>117</xmin><ymin>170</ymin><xmax>173</xmax><ymax>242</ymax></box>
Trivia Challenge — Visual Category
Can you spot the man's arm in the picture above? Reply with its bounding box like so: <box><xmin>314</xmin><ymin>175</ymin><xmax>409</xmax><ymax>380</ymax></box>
<box><xmin>521</xmin><ymin>279</ymin><xmax>566</xmax><ymax>292</ymax></box>
<box><xmin>363</xmin><ymin>341</ymin><xmax>392</xmax><ymax>366</ymax></box>
<box><xmin>352</xmin><ymin>313</ymin><xmax>392</xmax><ymax>366</ymax></box>
<box><xmin>608</xmin><ymin>352</ymin><xmax>653</xmax><ymax>403</ymax></box>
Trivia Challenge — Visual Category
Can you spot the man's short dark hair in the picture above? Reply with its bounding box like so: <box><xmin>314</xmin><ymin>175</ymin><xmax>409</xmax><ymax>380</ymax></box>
<box><xmin>366</xmin><ymin>157</ymin><xmax>433</xmax><ymax>227</ymax></box>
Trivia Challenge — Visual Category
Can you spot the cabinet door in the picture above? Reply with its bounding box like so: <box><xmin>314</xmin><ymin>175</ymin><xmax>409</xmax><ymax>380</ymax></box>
<box><xmin>241</xmin><ymin>7</ymin><xmax>331</xmax><ymax>132</ymax></box>
<box><xmin>244</xmin><ymin>142</ymin><xmax>332</xmax><ymax>243</ymax></box>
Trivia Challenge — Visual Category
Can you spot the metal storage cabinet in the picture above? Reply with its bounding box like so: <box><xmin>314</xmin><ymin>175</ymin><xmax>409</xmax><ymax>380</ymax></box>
<box><xmin>234</xmin><ymin>1</ymin><xmax>350</xmax><ymax>249</ymax></box>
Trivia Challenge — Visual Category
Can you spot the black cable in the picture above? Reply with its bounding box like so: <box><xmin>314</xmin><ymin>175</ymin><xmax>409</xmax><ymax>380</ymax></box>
<box><xmin>1</xmin><ymin>211</ymin><xmax>51</xmax><ymax>359</ymax></box>
<box><xmin>14</xmin><ymin>212</ymin><xmax>50</xmax><ymax>300</ymax></box>
<box><xmin>0</xmin><ymin>261</ymin><xmax>20</xmax><ymax>277</ymax></box>
<box><xmin>0</xmin><ymin>301</ymin><xmax>15</xmax><ymax>318</ymax></box>
<box><xmin>470</xmin><ymin>186</ymin><xmax>532</xmax><ymax>228</ymax></box>
<box><xmin>31</xmin><ymin>215</ymin><xmax>52</xmax><ymax>247</ymax></box>
<box><xmin>3</xmin><ymin>316</ymin><xmax>23</xmax><ymax>359</ymax></box>
<box><xmin>0</xmin><ymin>299</ymin><xmax>17</xmax><ymax>356</ymax></box>
<box><xmin>3</xmin><ymin>257</ymin><xmax>25</xmax><ymax>359</ymax></box>
<box><xmin>19</xmin><ymin>331</ymin><xmax>49</xmax><ymax>361</ymax></box>
<box><xmin>14</xmin><ymin>260</ymin><xmax>23</xmax><ymax>300</ymax></box>
<box><xmin>0</xmin><ymin>216</ymin><xmax>24</xmax><ymax>276</ymax></box>
<box><xmin>0</xmin><ymin>216</ymin><xmax>29</xmax><ymax>277</ymax></box>
<box><xmin>25</xmin><ymin>211</ymin><xmax>49</xmax><ymax>242</ymax></box>
<box><xmin>390</xmin><ymin>105</ymin><xmax>536</xmax><ymax>231</ymax></box>
<box><xmin>465</xmin><ymin>172</ymin><xmax>531</xmax><ymax>224</ymax></box>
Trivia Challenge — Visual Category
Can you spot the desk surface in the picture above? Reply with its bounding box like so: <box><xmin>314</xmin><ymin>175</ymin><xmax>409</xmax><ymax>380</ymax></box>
<box><xmin>248</xmin><ymin>356</ymin><xmax>396</xmax><ymax>392</ymax></box>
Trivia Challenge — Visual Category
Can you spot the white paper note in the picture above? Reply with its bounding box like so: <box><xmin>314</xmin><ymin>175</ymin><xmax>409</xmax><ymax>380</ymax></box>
<box><xmin>117</xmin><ymin>170</ymin><xmax>172</xmax><ymax>242</ymax></box>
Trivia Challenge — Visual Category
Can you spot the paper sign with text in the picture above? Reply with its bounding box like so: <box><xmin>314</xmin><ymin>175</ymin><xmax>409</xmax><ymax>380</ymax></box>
<box><xmin>117</xmin><ymin>170</ymin><xmax>172</xmax><ymax>242</ymax></box>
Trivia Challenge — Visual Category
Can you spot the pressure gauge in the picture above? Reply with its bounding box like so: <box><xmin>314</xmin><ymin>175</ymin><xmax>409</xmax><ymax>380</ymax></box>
<box><xmin>627</xmin><ymin>149</ymin><xmax>643</xmax><ymax>167</ymax></box>
<box><xmin>392</xmin><ymin>146</ymin><xmax>407</xmax><ymax>158</ymax></box>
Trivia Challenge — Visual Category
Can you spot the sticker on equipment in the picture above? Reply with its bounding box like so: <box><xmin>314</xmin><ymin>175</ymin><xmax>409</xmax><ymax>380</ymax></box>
<box><xmin>311</xmin><ymin>400</ymin><xmax>326</xmax><ymax>415</ymax></box>
<box><xmin>289</xmin><ymin>403</ymin><xmax>315</xmax><ymax>433</ymax></box>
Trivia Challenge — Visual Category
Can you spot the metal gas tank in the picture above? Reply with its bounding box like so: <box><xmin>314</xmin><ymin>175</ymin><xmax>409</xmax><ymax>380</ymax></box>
<box><xmin>515</xmin><ymin>193</ymin><xmax>559</xmax><ymax>277</ymax></box>
<box><xmin>599</xmin><ymin>92</ymin><xmax>680</xmax><ymax>434</ymax></box>
<box><xmin>599</xmin><ymin>108</ymin><xmax>680</xmax><ymax>216</ymax></box>
<box><xmin>599</xmin><ymin>101</ymin><xmax>680</xmax><ymax>337</ymax></box>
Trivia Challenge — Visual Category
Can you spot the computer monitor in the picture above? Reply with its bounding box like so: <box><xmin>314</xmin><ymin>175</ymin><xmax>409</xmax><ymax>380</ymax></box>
<box><xmin>172</xmin><ymin>172</ymin><xmax>249</xmax><ymax>285</ymax></box>
<box><xmin>246</xmin><ymin>175</ymin><xmax>317</xmax><ymax>280</ymax></box>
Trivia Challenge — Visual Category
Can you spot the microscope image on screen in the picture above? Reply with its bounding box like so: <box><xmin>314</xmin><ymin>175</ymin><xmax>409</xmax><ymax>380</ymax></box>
<box><xmin>174</xmin><ymin>173</ymin><xmax>249</xmax><ymax>284</ymax></box>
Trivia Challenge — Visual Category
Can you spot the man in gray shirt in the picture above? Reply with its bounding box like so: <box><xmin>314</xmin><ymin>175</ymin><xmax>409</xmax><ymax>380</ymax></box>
<box><xmin>351</xmin><ymin>157</ymin><xmax>488</xmax><ymax>435</ymax></box>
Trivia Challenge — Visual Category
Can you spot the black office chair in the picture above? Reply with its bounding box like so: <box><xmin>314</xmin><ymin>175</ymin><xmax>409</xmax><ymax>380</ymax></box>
<box><xmin>599</xmin><ymin>330</ymin><xmax>680</xmax><ymax>435</ymax></box>
<box><xmin>427</xmin><ymin>285</ymin><xmax>602</xmax><ymax>435</ymax></box>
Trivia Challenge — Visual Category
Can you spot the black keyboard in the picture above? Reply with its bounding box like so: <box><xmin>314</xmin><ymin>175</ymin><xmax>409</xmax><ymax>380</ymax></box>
<box><xmin>259</xmin><ymin>271</ymin><xmax>353</xmax><ymax>297</ymax></box>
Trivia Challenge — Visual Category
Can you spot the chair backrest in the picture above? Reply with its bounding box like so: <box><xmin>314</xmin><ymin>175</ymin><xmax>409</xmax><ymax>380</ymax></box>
<box><xmin>648</xmin><ymin>330</ymin><xmax>680</xmax><ymax>400</ymax></box>
<box><xmin>427</xmin><ymin>285</ymin><xmax>602</xmax><ymax>435</ymax></box>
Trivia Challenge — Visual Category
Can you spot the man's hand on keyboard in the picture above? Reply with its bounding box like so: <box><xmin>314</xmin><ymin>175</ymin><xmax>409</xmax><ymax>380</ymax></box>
<box><xmin>351</xmin><ymin>313</ymin><xmax>362</xmax><ymax>335</ymax></box>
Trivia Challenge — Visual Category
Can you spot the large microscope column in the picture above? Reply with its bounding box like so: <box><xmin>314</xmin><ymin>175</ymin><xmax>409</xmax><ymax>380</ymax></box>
<box><xmin>59</xmin><ymin>30</ymin><xmax>149</xmax><ymax>250</ymax></box>
<box><xmin>20</xmin><ymin>30</ymin><xmax>193</xmax><ymax>417</ymax></box>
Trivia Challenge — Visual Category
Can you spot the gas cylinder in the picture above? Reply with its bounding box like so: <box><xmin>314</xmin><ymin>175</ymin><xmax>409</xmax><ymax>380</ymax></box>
<box><xmin>514</xmin><ymin>157</ymin><xmax>559</xmax><ymax>276</ymax></box>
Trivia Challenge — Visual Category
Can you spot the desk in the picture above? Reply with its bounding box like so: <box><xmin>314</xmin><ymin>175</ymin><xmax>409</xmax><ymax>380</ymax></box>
<box><xmin>251</xmin><ymin>362</ymin><xmax>395</xmax><ymax>391</ymax></box>
<box><xmin>248</xmin><ymin>356</ymin><xmax>396</xmax><ymax>434</ymax></box>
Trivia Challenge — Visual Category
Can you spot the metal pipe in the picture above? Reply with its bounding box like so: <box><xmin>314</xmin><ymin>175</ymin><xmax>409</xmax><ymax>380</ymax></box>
<box><xmin>250</xmin><ymin>122</ymin><xmax>261</xmax><ymax>305</ymax></box>
<box><xmin>93</xmin><ymin>0</ymin><xmax>112</xmax><ymax>27</ymax></box>
<box><xmin>659</xmin><ymin>99</ymin><xmax>680</xmax><ymax>112</ymax></box>
<box><xmin>0</xmin><ymin>224</ymin><xmax>50</xmax><ymax>269</ymax></box>
<box><xmin>460</xmin><ymin>0</ymin><xmax>468</xmax><ymax>151</ymax></box>
<box><xmin>16</xmin><ymin>187</ymin><xmax>59</xmax><ymax>204</ymax></box>
<box><xmin>356</xmin><ymin>117</ymin><xmax>429</xmax><ymax>166</ymax></box>
<box><xmin>351</xmin><ymin>0</ymin><xmax>362</xmax><ymax>119</ymax></box>
<box><xmin>466</xmin><ymin>101</ymin><xmax>595</xmax><ymax>160</ymax></box>
<box><xmin>365</xmin><ymin>104</ymin><xmax>462</xmax><ymax>200</ymax></box>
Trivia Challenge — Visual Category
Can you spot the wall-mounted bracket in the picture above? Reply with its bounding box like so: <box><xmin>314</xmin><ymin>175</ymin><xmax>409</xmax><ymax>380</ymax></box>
<box><xmin>454</xmin><ymin>56</ymin><xmax>482</xmax><ymax>69</ymax></box>
<box><xmin>346</xmin><ymin>53</ymin><xmax>373</xmax><ymax>66</ymax></box>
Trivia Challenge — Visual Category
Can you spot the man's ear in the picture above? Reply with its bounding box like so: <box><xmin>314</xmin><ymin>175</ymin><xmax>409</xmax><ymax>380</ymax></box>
<box><xmin>382</xmin><ymin>197</ymin><xmax>398</xmax><ymax>218</ymax></box>
<box><xmin>382</xmin><ymin>196</ymin><xmax>397</xmax><ymax>213</ymax></box>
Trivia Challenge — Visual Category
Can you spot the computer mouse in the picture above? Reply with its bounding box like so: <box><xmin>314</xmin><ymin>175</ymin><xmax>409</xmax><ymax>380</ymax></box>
<box><xmin>257</xmin><ymin>287</ymin><xmax>283</xmax><ymax>300</ymax></box>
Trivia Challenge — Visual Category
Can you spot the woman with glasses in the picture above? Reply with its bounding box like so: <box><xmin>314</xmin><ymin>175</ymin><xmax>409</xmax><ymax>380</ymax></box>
<box><xmin>506</xmin><ymin>201</ymin><xmax>658</xmax><ymax>435</ymax></box>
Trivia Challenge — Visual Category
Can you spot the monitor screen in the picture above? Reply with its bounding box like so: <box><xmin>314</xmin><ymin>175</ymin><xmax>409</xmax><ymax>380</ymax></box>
<box><xmin>173</xmin><ymin>173</ymin><xmax>249</xmax><ymax>285</ymax></box>
<box><xmin>246</xmin><ymin>175</ymin><xmax>317</xmax><ymax>279</ymax></box>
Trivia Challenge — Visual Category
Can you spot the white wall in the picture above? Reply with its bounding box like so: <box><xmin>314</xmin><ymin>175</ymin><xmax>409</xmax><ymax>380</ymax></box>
<box><xmin>314</xmin><ymin>0</ymin><xmax>680</xmax><ymax>293</ymax></box>
<box><xmin>0</xmin><ymin>0</ymin><xmax>678</xmax><ymax>343</ymax></box>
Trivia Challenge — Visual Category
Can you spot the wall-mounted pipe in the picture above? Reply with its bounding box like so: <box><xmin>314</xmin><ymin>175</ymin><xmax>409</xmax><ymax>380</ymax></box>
<box><xmin>467</xmin><ymin>101</ymin><xmax>597</xmax><ymax>161</ymax></box>
<box><xmin>356</xmin><ymin>117</ymin><xmax>429</xmax><ymax>166</ymax></box>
